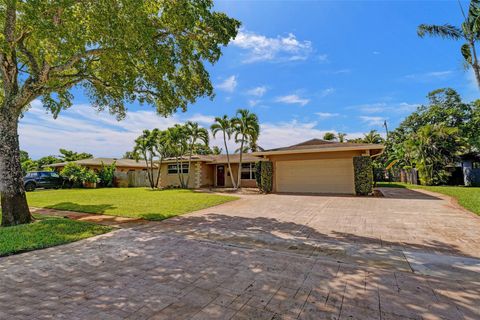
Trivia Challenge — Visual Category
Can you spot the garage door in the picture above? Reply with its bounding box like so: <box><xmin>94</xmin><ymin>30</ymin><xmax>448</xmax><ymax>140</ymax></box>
<box><xmin>276</xmin><ymin>158</ymin><xmax>354</xmax><ymax>194</ymax></box>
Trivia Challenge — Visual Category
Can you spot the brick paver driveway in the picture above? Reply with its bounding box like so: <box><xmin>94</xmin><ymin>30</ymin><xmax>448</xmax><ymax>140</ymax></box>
<box><xmin>1</xmin><ymin>188</ymin><xmax>480</xmax><ymax>319</ymax></box>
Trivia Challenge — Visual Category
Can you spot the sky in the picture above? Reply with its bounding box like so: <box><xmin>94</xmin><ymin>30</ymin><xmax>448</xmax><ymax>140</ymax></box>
<box><xmin>19</xmin><ymin>0</ymin><xmax>480</xmax><ymax>159</ymax></box>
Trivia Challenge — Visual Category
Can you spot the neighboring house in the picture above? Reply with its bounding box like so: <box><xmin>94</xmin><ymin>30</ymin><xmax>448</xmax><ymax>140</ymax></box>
<box><xmin>254</xmin><ymin>139</ymin><xmax>384</xmax><ymax>194</ymax></box>
<box><xmin>49</xmin><ymin>158</ymin><xmax>153</xmax><ymax>187</ymax></box>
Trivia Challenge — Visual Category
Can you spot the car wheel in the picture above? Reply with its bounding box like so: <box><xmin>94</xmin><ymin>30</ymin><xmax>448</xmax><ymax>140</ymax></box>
<box><xmin>25</xmin><ymin>182</ymin><xmax>36</xmax><ymax>192</ymax></box>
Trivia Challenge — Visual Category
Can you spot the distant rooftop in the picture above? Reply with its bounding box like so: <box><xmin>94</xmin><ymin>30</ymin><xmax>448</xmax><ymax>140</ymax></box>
<box><xmin>262</xmin><ymin>138</ymin><xmax>383</xmax><ymax>152</ymax></box>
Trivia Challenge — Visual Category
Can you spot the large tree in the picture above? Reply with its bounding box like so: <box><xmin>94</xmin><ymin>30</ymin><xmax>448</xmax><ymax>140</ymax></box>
<box><xmin>0</xmin><ymin>0</ymin><xmax>239</xmax><ymax>226</ymax></box>
<box><xmin>418</xmin><ymin>0</ymin><xmax>480</xmax><ymax>87</ymax></box>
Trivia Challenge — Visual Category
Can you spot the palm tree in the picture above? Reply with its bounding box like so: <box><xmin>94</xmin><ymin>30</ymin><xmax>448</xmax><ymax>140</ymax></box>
<box><xmin>418</xmin><ymin>0</ymin><xmax>480</xmax><ymax>88</ymax></box>
<box><xmin>133</xmin><ymin>130</ymin><xmax>156</xmax><ymax>188</ymax></box>
<box><xmin>363</xmin><ymin>130</ymin><xmax>384</xmax><ymax>144</ymax></box>
<box><xmin>211</xmin><ymin>115</ymin><xmax>237</xmax><ymax>188</ymax></box>
<box><xmin>185</xmin><ymin>121</ymin><xmax>209</xmax><ymax>187</ymax></box>
<box><xmin>165</xmin><ymin>125</ymin><xmax>189</xmax><ymax>188</ymax></box>
<box><xmin>323</xmin><ymin>132</ymin><xmax>336</xmax><ymax>141</ymax></box>
<box><xmin>338</xmin><ymin>133</ymin><xmax>347</xmax><ymax>143</ymax></box>
<box><xmin>232</xmin><ymin>109</ymin><xmax>260</xmax><ymax>189</ymax></box>
<box><xmin>152</xmin><ymin>129</ymin><xmax>170</xmax><ymax>188</ymax></box>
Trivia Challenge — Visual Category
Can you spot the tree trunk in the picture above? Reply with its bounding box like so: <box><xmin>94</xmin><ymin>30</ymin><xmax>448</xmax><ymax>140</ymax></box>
<box><xmin>155</xmin><ymin>158</ymin><xmax>162</xmax><ymax>188</ymax></box>
<box><xmin>0</xmin><ymin>106</ymin><xmax>32</xmax><ymax>226</ymax></box>
<box><xmin>236</xmin><ymin>137</ymin><xmax>244</xmax><ymax>189</ymax></box>
<box><xmin>473</xmin><ymin>62</ymin><xmax>480</xmax><ymax>89</ymax></box>
<box><xmin>223</xmin><ymin>131</ymin><xmax>236</xmax><ymax>188</ymax></box>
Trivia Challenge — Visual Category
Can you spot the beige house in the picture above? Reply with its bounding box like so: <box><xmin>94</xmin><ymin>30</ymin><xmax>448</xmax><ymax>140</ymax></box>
<box><xmin>49</xmin><ymin>139</ymin><xmax>383</xmax><ymax>193</ymax></box>
<box><xmin>254</xmin><ymin>139</ymin><xmax>384</xmax><ymax>194</ymax></box>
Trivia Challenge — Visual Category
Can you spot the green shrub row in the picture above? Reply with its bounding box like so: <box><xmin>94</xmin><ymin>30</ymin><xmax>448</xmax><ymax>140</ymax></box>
<box><xmin>255</xmin><ymin>161</ymin><xmax>273</xmax><ymax>193</ymax></box>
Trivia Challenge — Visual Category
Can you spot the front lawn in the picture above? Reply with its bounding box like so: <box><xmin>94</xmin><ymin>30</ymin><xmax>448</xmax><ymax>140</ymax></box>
<box><xmin>378</xmin><ymin>182</ymin><xmax>480</xmax><ymax>215</ymax></box>
<box><xmin>27</xmin><ymin>188</ymin><xmax>238</xmax><ymax>220</ymax></box>
<box><xmin>0</xmin><ymin>214</ymin><xmax>112</xmax><ymax>257</ymax></box>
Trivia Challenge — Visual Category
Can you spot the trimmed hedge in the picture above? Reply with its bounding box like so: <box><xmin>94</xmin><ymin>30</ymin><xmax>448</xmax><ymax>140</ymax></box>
<box><xmin>255</xmin><ymin>161</ymin><xmax>273</xmax><ymax>193</ymax></box>
<box><xmin>353</xmin><ymin>156</ymin><xmax>373</xmax><ymax>195</ymax></box>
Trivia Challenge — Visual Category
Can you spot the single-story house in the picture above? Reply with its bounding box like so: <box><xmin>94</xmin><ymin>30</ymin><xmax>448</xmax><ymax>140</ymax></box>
<box><xmin>254</xmin><ymin>139</ymin><xmax>384</xmax><ymax>194</ymax></box>
<box><xmin>49</xmin><ymin>139</ymin><xmax>384</xmax><ymax>193</ymax></box>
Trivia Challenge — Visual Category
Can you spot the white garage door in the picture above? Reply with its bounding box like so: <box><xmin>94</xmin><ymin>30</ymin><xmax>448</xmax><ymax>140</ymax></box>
<box><xmin>276</xmin><ymin>158</ymin><xmax>354</xmax><ymax>194</ymax></box>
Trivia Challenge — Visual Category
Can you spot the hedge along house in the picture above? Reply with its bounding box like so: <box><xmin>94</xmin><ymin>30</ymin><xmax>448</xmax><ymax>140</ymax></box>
<box><xmin>157</xmin><ymin>154</ymin><xmax>267</xmax><ymax>189</ymax></box>
<box><xmin>253</xmin><ymin>139</ymin><xmax>384</xmax><ymax>195</ymax></box>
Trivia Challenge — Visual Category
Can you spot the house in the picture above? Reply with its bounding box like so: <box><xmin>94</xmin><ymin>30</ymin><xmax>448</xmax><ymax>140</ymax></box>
<box><xmin>49</xmin><ymin>158</ymin><xmax>154</xmax><ymax>187</ymax></box>
<box><xmin>254</xmin><ymin>139</ymin><xmax>384</xmax><ymax>194</ymax></box>
<box><xmin>49</xmin><ymin>138</ymin><xmax>384</xmax><ymax>193</ymax></box>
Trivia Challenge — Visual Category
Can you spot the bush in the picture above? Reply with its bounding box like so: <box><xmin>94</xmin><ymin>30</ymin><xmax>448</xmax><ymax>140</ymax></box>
<box><xmin>353</xmin><ymin>156</ymin><xmax>373</xmax><ymax>195</ymax></box>
<box><xmin>60</xmin><ymin>163</ymin><xmax>99</xmax><ymax>187</ymax></box>
<box><xmin>98</xmin><ymin>161</ymin><xmax>116</xmax><ymax>187</ymax></box>
<box><xmin>256</xmin><ymin>161</ymin><xmax>273</xmax><ymax>193</ymax></box>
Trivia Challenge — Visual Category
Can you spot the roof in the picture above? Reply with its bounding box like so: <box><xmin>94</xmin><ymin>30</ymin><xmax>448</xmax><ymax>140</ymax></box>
<box><xmin>162</xmin><ymin>153</ymin><xmax>265</xmax><ymax>164</ymax></box>
<box><xmin>48</xmin><ymin>158</ymin><xmax>152</xmax><ymax>169</ymax></box>
<box><xmin>253</xmin><ymin>138</ymin><xmax>384</xmax><ymax>156</ymax></box>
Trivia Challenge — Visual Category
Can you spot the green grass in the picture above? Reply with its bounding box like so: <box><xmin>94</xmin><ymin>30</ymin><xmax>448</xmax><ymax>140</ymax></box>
<box><xmin>0</xmin><ymin>214</ymin><xmax>112</xmax><ymax>257</ymax></box>
<box><xmin>378</xmin><ymin>182</ymin><xmax>480</xmax><ymax>215</ymax></box>
<box><xmin>27</xmin><ymin>188</ymin><xmax>238</xmax><ymax>220</ymax></box>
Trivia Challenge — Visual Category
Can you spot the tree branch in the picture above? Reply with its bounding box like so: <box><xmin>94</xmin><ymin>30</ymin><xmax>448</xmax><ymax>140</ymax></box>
<box><xmin>50</xmin><ymin>48</ymin><xmax>107</xmax><ymax>73</ymax></box>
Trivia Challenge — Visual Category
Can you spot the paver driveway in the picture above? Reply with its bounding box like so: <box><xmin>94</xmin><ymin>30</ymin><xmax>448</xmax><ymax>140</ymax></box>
<box><xmin>1</xmin><ymin>188</ymin><xmax>479</xmax><ymax>319</ymax></box>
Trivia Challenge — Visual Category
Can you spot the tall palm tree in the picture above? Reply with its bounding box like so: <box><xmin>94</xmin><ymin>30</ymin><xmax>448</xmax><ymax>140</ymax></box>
<box><xmin>323</xmin><ymin>132</ymin><xmax>337</xmax><ymax>141</ymax></box>
<box><xmin>363</xmin><ymin>130</ymin><xmax>384</xmax><ymax>144</ymax></box>
<box><xmin>418</xmin><ymin>0</ymin><xmax>480</xmax><ymax>88</ymax></box>
<box><xmin>153</xmin><ymin>129</ymin><xmax>170</xmax><ymax>188</ymax></box>
<box><xmin>133</xmin><ymin>130</ymin><xmax>156</xmax><ymax>188</ymax></box>
<box><xmin>211</xmin><ymin>115</ymin><xmax>237</xmax><ymax>188</ymax></box>
<box><xmin>185</xmin><ymin>121</ymin><xmax>209</xmax><ymax>187</ymax></box>
<box><xmin>165</xmin><ymin>125</ymin><xmax>189</xmax><ymax>188</ymax></box>
<box><xmin>232</xmin><ymin>109</ymin><xmax>260</xmax><ymax>189</ymax></box>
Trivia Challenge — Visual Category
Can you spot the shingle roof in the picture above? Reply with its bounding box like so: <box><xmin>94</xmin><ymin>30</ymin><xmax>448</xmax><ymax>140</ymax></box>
<box><xmin>262</xmin><ymin>138</ymin><xmax>383</xmax><ymax>152</ymax></box>
<box><xmin>48</xmin><ymin>158</ymin><xmax>152</xmax><ymax>169</ymax></box>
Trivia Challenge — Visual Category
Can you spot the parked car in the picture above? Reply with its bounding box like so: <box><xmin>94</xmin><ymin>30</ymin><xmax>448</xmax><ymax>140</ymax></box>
<box><xmin>24</xmin><ymin>171</ymin><xmax>67</xmax><ymax>191</ymax></box>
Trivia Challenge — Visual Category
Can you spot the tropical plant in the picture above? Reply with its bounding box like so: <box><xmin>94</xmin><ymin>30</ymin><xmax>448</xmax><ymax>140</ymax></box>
<box><xmin>418</xmin><ymin>0</ymin><xmax>480</xmax><ymax>88</ymax></box>
<box><xmin>152</xmin><ymin>129</ymin><xmax>170</xmax><ymax>189</ymax></box>
<box><xmin>133</xmin><ymin>130</ymin><xmax>157</xmax><ymax>189</ymax></box>
<box><xmin>0</xmin><ymin>1</ymin><xmax>239</xmax><ymax>226</ymax></box>
<box><xmin>58</xmin><ymin>149</ymin><xmax>93</xmax><ymax>162</ymax></box>
<box><xmin>363</xmin><ymin>130</ymin><xmax>384</xmax><ymax>144</ymax></box>
<box><xmin>323</xmin><ymin>132</ymin><xmax>337</xmax><ymax>141</ymax></box>
<box><xmin>60</xmin><ymin>163</ymin><xmax>98</xmax><ymax>187</ymax></box>
<box><xmin>98</xmin><ymin>162</ymin><xmax>116</xmax><ymax>188</ymax></box>
<box><xmin>232</xmin><ymin>109</ymin><xmax>260</xmax><ymax>189</ymax></box>
<box><xmin>165</xmin><ymin>125</ymin><xmax>189</xmax><ymax>188</ymax></box>
<box><xmin>404</xmin><ymin>125</ymin><xmax>464</xmax><ymax>185</ymax></box>
<box><xmin>338</xmin><ymin>133</ymin><xmax>347</xmax><ymax>143</ymax></box>
<box><xmin>211</xmin><ymin>115</ymin><xmax>237</xmax><ymax>188</ymax></box>
<box><xmin>184</xmin><ymin>122</ymin><xmax>209</xmax><ymax>187</ymax></box>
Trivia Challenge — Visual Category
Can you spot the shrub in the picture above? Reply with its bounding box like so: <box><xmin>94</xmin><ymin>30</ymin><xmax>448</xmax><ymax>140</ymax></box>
<box><xmin>256</xmin><ymin>161</ymin><xmax>273</xmax><ymax>193</ymax></box>
<box><xmin>98</xmin><ymin>161</ymin><xmax>116</xmax><ymax>187</ymax></box>
<box><xmin>353</xmin><ymin>156</ymin><xmax>373</xmax><ymax>195</ymax></box>
<box><xmin>60</xmin><ymin>163</ymin><xmax>99</xmax><ymax>187</ymax></box>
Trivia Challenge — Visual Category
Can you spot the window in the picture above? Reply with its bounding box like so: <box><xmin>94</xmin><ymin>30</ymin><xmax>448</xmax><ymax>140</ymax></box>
<box><xmin>49</xmin><ymin>172</ymin><xmax>60</xmax><ymax>178</ymax></box>
<box><xmin>168</xmin><ymin>164</ymin><xmax>189</xmax><ymax>174</ymax></box>
<box><xmin>241</xmin><ymin>163</ymin><xmax>255</xmax><ymax>180</ymax></box>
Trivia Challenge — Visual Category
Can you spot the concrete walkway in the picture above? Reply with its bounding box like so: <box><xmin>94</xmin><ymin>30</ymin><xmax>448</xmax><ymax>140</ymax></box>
<box><xmin>1</xmin><ymin>188</ymin><xmax>479</xmax><ymax>319</ymax></box>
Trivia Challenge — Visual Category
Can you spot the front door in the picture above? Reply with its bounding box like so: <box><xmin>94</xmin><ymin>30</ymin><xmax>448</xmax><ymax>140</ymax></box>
<box><xmin>217</xmin><ymin>165</ymin><xmax>225</xmax><ymax>187</ymax></box>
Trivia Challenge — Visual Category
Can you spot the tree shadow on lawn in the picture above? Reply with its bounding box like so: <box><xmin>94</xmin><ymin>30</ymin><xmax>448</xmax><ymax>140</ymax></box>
<box><xmin>45</xmin><ymin>202</ymin><xmax>116</xmax><ymax>214</ymax></box>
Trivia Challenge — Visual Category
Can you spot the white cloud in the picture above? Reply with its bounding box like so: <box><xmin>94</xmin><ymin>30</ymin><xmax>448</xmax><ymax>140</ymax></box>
<box><xmin>373</xmin><ymin>51</ymin><xmax>381</xmax><ymax>55</ymax></box>
<box><xmin>248</xmin><ymin>99</ymin><xmax>261</xmax><ymax>107</ymax></box>
<box><xmin>246</xmin><ymin>86</ymin><xmax>267</xmax><ymax>97</ymax></box>
<box><xmin>319</xmin><ymin>88</ymin><xmax>335</xmax><ymax>97</ymax></box>
<box><xmin>317</xmin><ymin>54</ymin><xmax>329</xmax><ymax>62</ymax></box>
<box><xmin>216</xmin><ymin>75</ymin><xmax>237</xmax><ymax>92</ymax></box>
<box><xmin>316</xmin><ymin>112</ymin><xmax>340</xmax><ymax>119</ymax></box>
<box><xmin>232</xmin><ymin>30</ymin><xmax>314</xmax><ymax>63</ymax></box>
<box><xmin>350</xmin><ymin>102</ymin><xmax>419</xmax><ymax>114</ymax></box>
<box><xmin>359</xmin><ymin>116</ymin><xmax>386</xmax><ymax>127</ymax></box>
<box><xmin>275</xmin><ymin>94</ymin><xmax>310</xmax><ymax>106</ymax></box>
<box><xmin>19</xmin><ymin>101</ymin><xmax>215</xmax><ymax>159</ymax></box>
<box><xmin>258</xmin><ymin>120</ymin><xmax>363</xmax><ymax>150</ymax></box>
<box><xmin>404</xmin><ymin>70</ymin><xmax>453</xmax><ymax>81</ymax></box>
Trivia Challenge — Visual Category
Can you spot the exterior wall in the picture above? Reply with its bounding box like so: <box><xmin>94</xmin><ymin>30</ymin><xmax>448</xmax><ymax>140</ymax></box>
<box><xmin>265</xmin><ymin>150</ymin><xmax>365</xmax><ymax>193</ymax></box>
<box><xmin>158</xmin><ymin>162</ymin><xmax>198</xmax><ymax>188</ymax></box>
<box><xmin>212</xmin><ymin>163</ymin><xmax>257</xmax><ymax>188</ymax></box>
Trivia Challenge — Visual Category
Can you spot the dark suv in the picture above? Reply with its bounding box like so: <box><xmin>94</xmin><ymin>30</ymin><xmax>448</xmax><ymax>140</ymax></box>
<box><xmin>24</xmin><ymin>171</ymin><xmax>65</xmax><ymax>191</ymax></box>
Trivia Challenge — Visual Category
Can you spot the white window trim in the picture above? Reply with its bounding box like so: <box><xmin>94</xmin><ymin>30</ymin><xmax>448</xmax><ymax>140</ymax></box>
<box><xmin>167</xmin><ymin>164</ymin><xmax>189</xmax><ymax>175</ymax></box>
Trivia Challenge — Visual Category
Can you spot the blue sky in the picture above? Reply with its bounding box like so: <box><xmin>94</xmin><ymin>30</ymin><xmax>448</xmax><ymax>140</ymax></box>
<box><xmin>20</xmin><ymin>0</ymin><xmax>479</xmax><ymax>159</ymax></box>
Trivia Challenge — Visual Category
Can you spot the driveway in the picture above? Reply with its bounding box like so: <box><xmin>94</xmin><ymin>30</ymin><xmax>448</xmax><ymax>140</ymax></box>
<box><xmin>1</xmin><ymin>188</ymin><xmax>479</xmax><ymax>319</ymax></box>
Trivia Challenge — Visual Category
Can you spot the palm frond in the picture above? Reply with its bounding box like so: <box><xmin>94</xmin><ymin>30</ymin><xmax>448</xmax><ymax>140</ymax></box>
<box><xmin>417</xmin><ymin>24</ymin><xmax>463</xmax><ymax>40</ymax></box>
